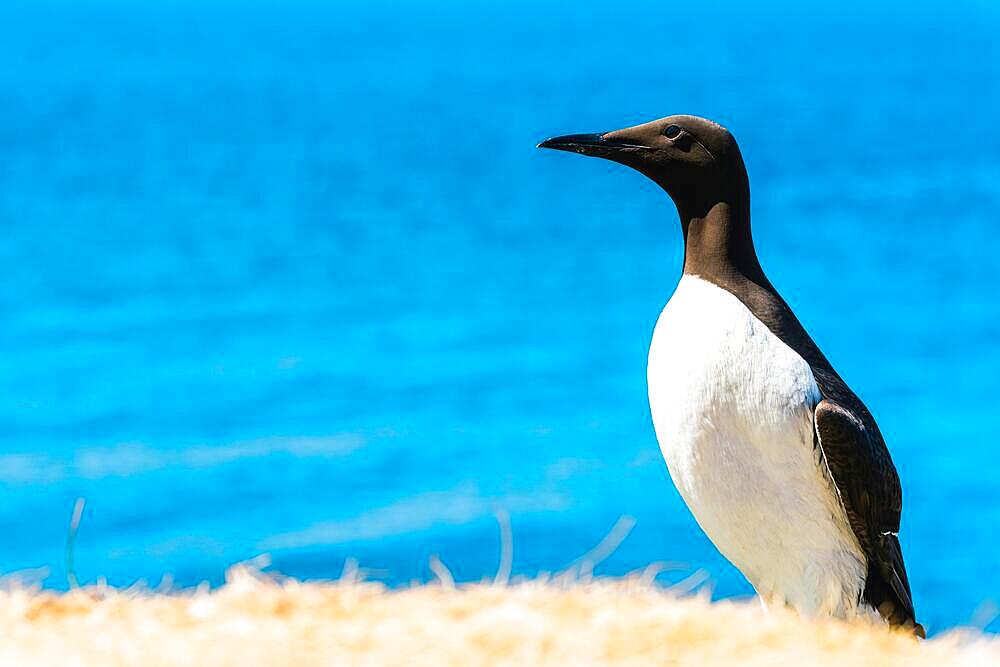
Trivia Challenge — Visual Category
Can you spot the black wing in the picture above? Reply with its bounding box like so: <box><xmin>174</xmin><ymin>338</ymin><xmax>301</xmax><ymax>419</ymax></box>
<box><xmin>814</xmin><ymin>398</ymin><xmax>922</xmax><ymax>634</ymax></box>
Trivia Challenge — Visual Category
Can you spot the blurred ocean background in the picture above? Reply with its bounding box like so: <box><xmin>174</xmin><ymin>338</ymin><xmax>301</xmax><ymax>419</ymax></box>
<box><xmin>1</xmin><ymin>0</ymin><xmax>998</xmax><ymax>634</ymax></box>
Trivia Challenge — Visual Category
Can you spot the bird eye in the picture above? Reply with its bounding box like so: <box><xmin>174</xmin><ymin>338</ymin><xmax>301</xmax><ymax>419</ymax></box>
<box><xmin>664</xmin><ymin>124</ymin><xmax>681</xmax><ymax>139</ymax></box>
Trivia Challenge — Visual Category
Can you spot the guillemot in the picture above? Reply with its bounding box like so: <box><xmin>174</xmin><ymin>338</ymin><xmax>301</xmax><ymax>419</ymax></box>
<box><xmin>538</xmin><ymin>115</ymin><xmax>923</xmax><ymax>635</ymax></box>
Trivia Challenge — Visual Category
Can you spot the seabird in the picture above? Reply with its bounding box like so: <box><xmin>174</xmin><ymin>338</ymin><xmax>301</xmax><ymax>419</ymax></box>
<box><xmin>538</xmin><ymin>115</ymin><xmax>923</xmax><ymax>635</ymax></box>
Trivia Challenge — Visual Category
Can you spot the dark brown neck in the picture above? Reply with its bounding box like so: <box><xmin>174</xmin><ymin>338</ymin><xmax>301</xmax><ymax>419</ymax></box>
<box><xmin>679</xmin><ymin>198</ymin><xmax>768</xmax><ymax>287</ymax></box>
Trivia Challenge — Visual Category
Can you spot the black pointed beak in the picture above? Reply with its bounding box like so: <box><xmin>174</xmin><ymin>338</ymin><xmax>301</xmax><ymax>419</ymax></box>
<box><xmin>536</xmin><ymin>132</ymin><xmax>650</xmax><ymax>156</ymax></box>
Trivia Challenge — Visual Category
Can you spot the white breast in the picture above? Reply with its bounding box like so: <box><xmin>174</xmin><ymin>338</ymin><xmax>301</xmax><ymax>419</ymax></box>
<box><xmin>647</xmin><ymin>275</ymin><xmax>867</xmax><ymax>618</ymax></box>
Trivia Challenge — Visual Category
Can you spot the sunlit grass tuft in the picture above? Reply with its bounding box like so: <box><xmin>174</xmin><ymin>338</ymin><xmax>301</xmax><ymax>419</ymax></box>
<box><xmin>0</xmin><ymin>564</ymin><xmax>995</xmax><ymax>667</ymax></box>
<box><xmin>0</xmin><ymin>509</ymin><xmax>986</xmax><ymax>665</ymax></box>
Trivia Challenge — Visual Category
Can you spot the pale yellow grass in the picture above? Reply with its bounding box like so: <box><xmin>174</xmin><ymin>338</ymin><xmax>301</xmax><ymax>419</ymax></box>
<box><xmin>0</xmin><ymin>567</ymin><xmax>995</xmax><ymax>667</ymax></box>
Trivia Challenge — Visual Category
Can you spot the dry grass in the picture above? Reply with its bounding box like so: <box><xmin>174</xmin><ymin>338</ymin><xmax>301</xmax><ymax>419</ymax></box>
<box><xmin>0</xmin><ymin>566</ymin><xmax>995</xmax><ymax>666</ymax></box>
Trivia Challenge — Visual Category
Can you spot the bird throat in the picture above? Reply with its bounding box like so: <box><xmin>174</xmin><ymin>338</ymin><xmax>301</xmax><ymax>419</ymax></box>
<box><xmin>680</xmin><ymin>199</ymin><xmax>766</xmax><ymax>286</ymax></box>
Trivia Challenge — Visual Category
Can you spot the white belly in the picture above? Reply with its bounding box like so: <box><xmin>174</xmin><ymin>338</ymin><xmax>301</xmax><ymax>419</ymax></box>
<box><xmin>647</xmin><ymin>275</ymin><xmax>867</xmax><ymax>618</ymax></box>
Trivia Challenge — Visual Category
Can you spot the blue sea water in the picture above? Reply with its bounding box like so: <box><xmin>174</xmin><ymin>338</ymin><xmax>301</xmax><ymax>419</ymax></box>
<box><xmin>0</xmin><ymin>0</ymin><xmax>998</xmax><ymax>634</ymax></box>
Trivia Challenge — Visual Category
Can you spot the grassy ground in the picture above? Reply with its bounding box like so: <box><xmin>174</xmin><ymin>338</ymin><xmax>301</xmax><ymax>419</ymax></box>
<box><xmin>0</xmin><ymin>566</ymin><xmax>995</xmax><ymax>666</ymax></box>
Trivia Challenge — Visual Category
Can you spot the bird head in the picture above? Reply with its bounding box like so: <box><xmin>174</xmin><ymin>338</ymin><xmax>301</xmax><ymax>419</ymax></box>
<box><xmin>538</xmin><ymin>114</ymin><xmax>747</xmax><ymax>219</ymax></box>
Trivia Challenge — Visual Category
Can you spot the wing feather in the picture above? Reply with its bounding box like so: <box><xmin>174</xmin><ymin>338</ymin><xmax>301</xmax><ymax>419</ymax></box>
<box><xmin>814</xmin><ymin>399</ymin><xmax>919</xmax><ymax>630</ymax></box>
